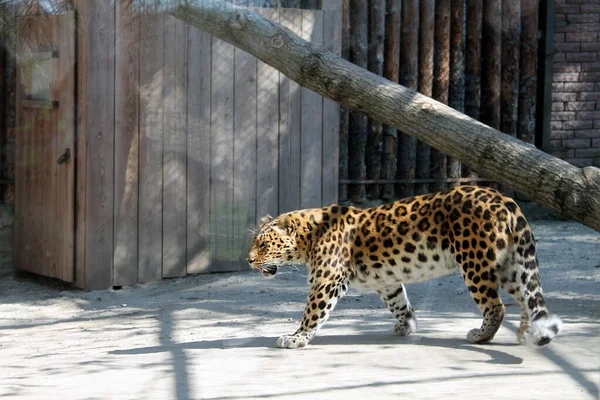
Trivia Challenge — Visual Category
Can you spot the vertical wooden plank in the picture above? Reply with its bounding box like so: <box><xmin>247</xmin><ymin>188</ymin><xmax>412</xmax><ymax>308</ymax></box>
<box><xmin>278</xmin><ymin>9</ymin><xmax>302</xmax><ymax>214</ymax></box>
<box><xmin>57</xmin><ymin>11</ymin><xmax>76</xmax><ymax>283</ymax></box>
<box><xmin>74</xmin><ymin>0</ymin><xmax>89</xmax><ymax>289</ymax></box>
<box><xmin>322</xmin><ymin>8</ymin><xmax>341</xmax><ymax>205</ymax></box>
<box><xmin>114</xmin><ymin>1</ymin><xmax>139</xmax><ymax>286</ymax></box>
<box><xmin>338</xmin><ymin>0</ymin><xmax>350</xmax><ymax>202</ymax></box>
<box><xmin>481</xmin><ymin>0</ymin><xmax>501</xmax><ymax>130</ymax></box>
<box><xmin>366</xmin><ymin>0</ymin><xmax>385</xmax><ymax>200</ymax></box>
<box><xmin>348</xmin><ymin>0</ymin><xmax>368</xmax><ymax>203</ymax></box>
<box><xmin>87</xmin><ymin>1</ymin><xmax>115</xmax><ymax>289</ymax></box>
<box><xmin>233</xmin><ymin>46</ymin><xmax>257</xmax><ymax>263</ymax></box>
<box><xmin>13</xmin><ymin>17</ymin><xmax>23</xmax><ymax>274</ymax></box>
<box><xmin>256</xmin><ymin>8</ymin><xmax>279</xmax><ymax>219</ymax></box>
<box><xmin>518</xmin><ymin>0</ymin><xmax>538</xmax><ymax>145</ymax></box>
<box><xmin>300</xmin><ymin>9</ymin><xmax>323</xmax><ymax>209</ymax></box>
<box><xmin>162</xmin><ymin>15</ymin><xmax>187</xmax><ymax>278</ymax></box>
<box><xmin>447</xmin><ymin>0</ymin><xmax>464</xmax><ymax>188</ymax></box>
<box><xmin>382</xmin><ymin>0</ymin><xmax>400</xmax><ymax>200</ymax></box>
<box><xmin>138</xmin><ymin>9</ymin><xmax>163</xmax><ymax>284</ymax></box>
<box><xmin>501</xmin><ymin>0</ymin><xmax>521</xmax><ymax>138</ymax></box>
<box><xmin>416</xmin><ymin>0</ymin><xmax>434</xmax><ymax>195</ymax></box>
<box><xmin>397</xmin><ymin>0</ymin><xmax>419</xmax><ymax>198</ymax></box>
<box><xmin>210</xmin><ymin>36</ymin><xmax>235</xmax><ymax>269</ymax></box>
<box><xmin>464</xmin><ymin>0</ymin><xmax>482</xmax><ymax>181</ymax></box>
<box><xmin>186</xmin><ymin>27</ymin><xmax>212</xmax><ymax>275</ymax></box>
<box><xmin>430</xmin><ymin>0</ymin><xmax>450</xmax><ymax>193</ymax></box>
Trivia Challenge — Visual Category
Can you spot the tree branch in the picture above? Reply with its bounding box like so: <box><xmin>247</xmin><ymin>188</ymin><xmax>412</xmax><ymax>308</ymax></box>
<box><xmin>169</xmin><ymin>1</ymin><xmax>600</xmax><ymax>232</ymax></box>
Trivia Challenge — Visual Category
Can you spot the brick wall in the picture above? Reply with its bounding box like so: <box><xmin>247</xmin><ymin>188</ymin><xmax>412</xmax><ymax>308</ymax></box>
<box><xmin>552</xmin><ymin>1</ymin><xmax>600</xmax><ymax>167</ymax></box>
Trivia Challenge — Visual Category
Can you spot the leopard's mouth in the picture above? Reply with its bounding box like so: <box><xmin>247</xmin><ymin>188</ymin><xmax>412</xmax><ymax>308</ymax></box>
<box><xmin>258</xmin><ymin>265</ymin><xmax>278</xmax><ymax>277</ymax></box>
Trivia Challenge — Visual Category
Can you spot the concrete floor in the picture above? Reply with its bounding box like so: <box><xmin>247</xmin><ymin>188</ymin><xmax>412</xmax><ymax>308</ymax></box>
<box><xmin>1</xmin><ymin>221</ymin><xmax>599</xmax><ymax>399</ymax></box>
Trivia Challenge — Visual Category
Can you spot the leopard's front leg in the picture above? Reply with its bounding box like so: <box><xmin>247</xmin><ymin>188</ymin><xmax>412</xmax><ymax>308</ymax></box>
<box><xmin>276</xmin><ymin>275</ymin><xmax>349</xmax><ymax>349</ymax></box>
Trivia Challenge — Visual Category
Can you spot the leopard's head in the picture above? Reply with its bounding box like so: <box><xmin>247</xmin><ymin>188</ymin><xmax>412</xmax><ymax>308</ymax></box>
<box><xmin>247</xmin><ymin>214</ymin><xmax>298</xmax><ymax>277</ymax></box>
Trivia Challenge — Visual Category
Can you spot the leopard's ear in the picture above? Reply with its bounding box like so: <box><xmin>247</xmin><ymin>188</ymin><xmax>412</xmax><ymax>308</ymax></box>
<box><xmin>275</xmin><ymin>215</ymin><xmax>295</xmax><ymax>235</ymax></box>
<box><xmin>260</xmin><ymin>215</ymin><xmax>273</xmax><ymax>225</ymax></box>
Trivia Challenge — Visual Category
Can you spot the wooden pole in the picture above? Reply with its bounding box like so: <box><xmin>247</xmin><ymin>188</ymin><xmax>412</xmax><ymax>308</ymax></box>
<box><xmin>430</xmin><ymin>0</ymin><xmax>450</xmax><ymax>193</ymax></box>
<box><xmin>397</xmin><ymin>0</ymin><xmax>418</xmax><ymax>199</ymax></box>
<box><xmin>169</xmin><ymin>3</ymin><xmax>600</xmax><ymax>232</ymax></box>
<box><xmin>518</xmin><ymin>0</ymin><xmax>538</xmax><ymax>145</ymax></box>
<box><xmin>338</xmin><ymin>0</ymin><xmax>350</xmax><ymax>201</ymax></box>
<box><xmin>463</xmin><ymin>0</ymin><xmax>482</xmax><ymax>181</ymax></box>
<box><xmin>415</xmin><ymin>0</ymin><xmax>434</xmax><ymax>195</ymax></box>
<box><xmin>366</xmin><ymin>0</ymin><xmax>385</xmax><ymax>200</ymax></box>
<box><xmin>381</xmin><ymin>0</ymin><xmax>400</xmax><ymax>200</ymax></box>
<box><xmin>501</xmin><ymin>0</ymin><xmax>521</xmax><ymax>138</ymax></box>
<box><xmin>481</xmin><ymin>0</ymin><xmax>501</xmax><ymax>130</ymax></box>
<box><xmin>447</xmin><ymin>0</ymin><xmax>463</xmax><ymax>188</ymax></box>
<box><xmin>348</xmin><ymin>0</ymin><xmax>369</xmax><ymax>202</ymax></box>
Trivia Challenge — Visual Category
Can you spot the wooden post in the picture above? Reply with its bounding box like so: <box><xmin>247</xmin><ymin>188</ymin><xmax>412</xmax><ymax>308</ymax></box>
<box><xmin>338</xmin><ymin>0</ymin><xmax>350</xmax><ymax>201</ymax></box>
<box><xmin>518</xmin><ymin>0</ymin><xmax>538</xmax><ymax>145</ymax></box>
<box><xmin>463</xmin><ymin>0</ymin><xmax>482</xmax><ymax>181</ymax></box>
<box><xmin>481</xmin><ymin>0</ymin><xmax>501</xmax><ymax>130</ymax></box>
<box><xmin>348</xmin><ymin>0</ymin><xmax>368</xmax><ymax>202</ymax></box>
<box><xmin>381</xmin><ymin>0</ymin><xmax>400</xmax><ymax>200</ymax></box>
<box><xmin>397</xmin><ymin>0</ymin><xmax>418</xmax><ymax>199</ymax></box>
<box><xmin>430</xmin><ymin>0</ymin><xmax>450</xmax><ymax>193</ymax></box>
<box><xmin>501</xmin><ymin>0</ymin><xmax>521</xmax><ymax>138</ymax></box>
<box><xmin>366</xmin><ymin>0</ymin><xmax>385</xmax><ymax>199</ymax></box>
<box><xmin>415</xmin><ymin>0</ymin><xmax>434</xmax><ymax>195</ymax></box>
<box><xmin>447</xmin><ymin>0</ymin><xmax>463</xmax><ymax>188</ymax></box>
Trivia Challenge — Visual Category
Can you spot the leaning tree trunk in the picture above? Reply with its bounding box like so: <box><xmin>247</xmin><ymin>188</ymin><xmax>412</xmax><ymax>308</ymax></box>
<box><xmin>168</xmin><ymin>2</ymin><xmax>600</xmax><ymax>233</ymax></box>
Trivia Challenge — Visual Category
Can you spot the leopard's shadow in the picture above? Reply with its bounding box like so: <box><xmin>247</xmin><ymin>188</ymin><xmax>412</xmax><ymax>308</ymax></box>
<box><xmin>111</xmin><ymin>333</ymin><xmax>523</xmax><ymax>365</ymax></box>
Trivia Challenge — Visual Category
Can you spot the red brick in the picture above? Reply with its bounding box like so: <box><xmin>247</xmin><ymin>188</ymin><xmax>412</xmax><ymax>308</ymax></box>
<box><xmin>550</xmin><ymin>139</ymin><xmax>563</xmax><ymax>149</ymax></box>
<box><xmin>581</xmin><ymin>4</ymin><xmax>600</xmax><ymax>12</ymax></box>
<box><xmin>554</xmin><ymin>52</ymin><xmax>567</xmax><ymax>62</ymax></box>
<box><xmin>579</xmin><ymin>72</ymin><xmax>600</xmax><ymax>81</ymax></box>
<box><xmin>556</xmin><ymin>23</ymin><xmax>579</xmax><ymax>33</ymax></box>
<box><xmin>556</xmin><ymin>4</ymin><xmax>580</xmax><ymax>13</ymax></box>
<box><xmin>582</xmin><ymin>62</ymin><xmax>600</xmax><ymax>71</ymax></box>
<box><xmin>553</xmin><ymin>72</ymin><xmax>580</xmax><ymax>82</ymax></box>
<box><xmin>564</xmin><ymin>82</ymin><xmax>596</xmax><ymax>91</ymax></box>
<box><xmin>593</xmin><ymin>138</ymin><xmax>600</xmax><ymax>147</ymax></box>
<box><xmin>574</xmin><ymin>129</ymin><xmax>600</xmax><ymax>139</ymax></box>
<box><xmin>575</xmin><ymin>148</ymin><xmax>600</xmax><ymax>157</ymax></box>
<box><xmin>567</xmin><ymin>14</ymin><xmax>600</xmax><ymax>23</ymax></box>
<box><xmin>552</xmin><ymin>149</ymin><xmax>575</xmax><ymax>159</ymax></box>
<box><xmin>551</xmin><ymin>111</ymin><xmax>577</xmax><ymax>121</ymax></box>
<box><xmin>566</xmin><ymin>101</ymin><xmax>596</xmax><ymax>111</ymax></box>
<box><xmin>579</xmin><ymin>111</ymin><xmax>600</xmax><ymax>120</ymax></box>
<box><xmin>566</xmin><ymin>52</ymin><xmax>598</xmax><ymax>62</ymax></box>
<box><xmin>563</xmin><ymin>120</ymin><xmax>594</xmax><ymax>129</ymax></box>
<box><xmin>551</xmin><ymin>130</ymin><xmax>574</xmax><ymax>139</ymax></box>
<box><xmin>553</xmin><ymin>62</ymin><xmax>581</xmax><ymax>73</ymax></box>
<box><xmin>566</xmin><ymin>32</ymin><xmax>598</xmax><ymax>42</ymax></box>
<box><xmin>552</xmin><ymin>102</ymin><xmax>565</xmax><ymax>111</ymax></box>
<box><xmin>563</xmin><ymin>138</ymin><xmax>591</xmax><ymax>148</ymax></box>
<box><xmin>554</xmin><ymin>42</ymin><xmax>581</xmax><ymax>52</ymax></box>
<box><xmin>551</xmin><ymin>121</ymin><xmax>563</xmax><ymax>130</ymax></box>
<box><xmin>578</xmin><ymin>92</ymin><xmax>600</xmax><ymax>101</ymax></box>
<box><xmin>553</xmin><ymin>82</ymin><xmax>565</xmax><ymax>92</ymax></box>
<box><xmin>581</xmin><ymin>43</ymin><xmax>600</xmax><ymax>52</ymax></box>
<box><xmin>565</xmin><ymin>158</ymin><xmax>594</xmax><ymax>167</ymax></box>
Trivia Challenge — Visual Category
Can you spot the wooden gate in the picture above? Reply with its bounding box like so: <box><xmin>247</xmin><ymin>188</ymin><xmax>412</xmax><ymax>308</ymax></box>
<box><xmin>14</xmin><ymin>11</ymin><xmax>75</xmax><ymax>282</ymax></box>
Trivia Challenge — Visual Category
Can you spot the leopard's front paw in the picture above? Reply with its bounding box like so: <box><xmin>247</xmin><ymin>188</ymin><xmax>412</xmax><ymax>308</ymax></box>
<box><xmin>275</xmin><ymin>334</ymin><xmax>309</xmax><ymax>349</ymax></box>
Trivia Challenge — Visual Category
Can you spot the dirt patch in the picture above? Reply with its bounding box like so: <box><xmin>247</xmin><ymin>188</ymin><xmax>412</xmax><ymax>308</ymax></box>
<box><xmin>1</xmin><ymin>221</ymin><xmax>599</xmax><ymax>399</ymax></box>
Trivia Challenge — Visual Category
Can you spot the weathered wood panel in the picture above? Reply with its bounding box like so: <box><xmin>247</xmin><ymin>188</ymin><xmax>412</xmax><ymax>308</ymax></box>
<box><xmin>501</xmin><ymin>0</ymin><xmax>521</xmax><ymax>138</ymax></box>
<box><xmin>256</xmin><ymin>8</ymin><xmax>279</xmax><ymax>220</ymax></box>
<box><xmin>233</xmin><ymin>46</ymin><xmax>257</xmax><ymax>263</ymax></box>
<box><xmin>322</xmin><ymin>6</ymin><xmax>341</xmax><ymax>206</ymax></box>
<box><xmin>114</xmin><ymin>2</ymin><xmax>139</xmax><ymax>286</ymax></box>
<box><xmin>300</xmin><ymin>9</ymin><xmax>323</xmax><ymax>209</ymax></box>
<box><xmin>518</xmin><ymin>0</ymin><xmax>538</xmax><ymax>145</ymax></box>
<box><xmin>162</xmin><ymin>15</ymin><xmax>188</xmax><ymax>278</ymax></box>
<box><xmin>481</xmin><ymin>0</ymin><xmax>501</xmax><ymax>130</ymax></box>
<box><xmin>447</xmin><ymin>0</ymin><xmax>464</xmax><ymax>188</ymax></box>
<box><xmin>186</xmin><ymin>27</ymin><xmax>212</xmax><ymax>275</ymax></box>
<box><xmin>210</xmin><ymin>36</ymin><xmax>235</xmax><ymax>268</ymax></box>
<box><xmin>278</xmin><ymin>9</ymin><xmax>302</xmax><ymax>213</ymax></box>
<box><xmin>138</xmin><ymin>10</ymin><xmax>163</xmax><ymax>284</ymax></box>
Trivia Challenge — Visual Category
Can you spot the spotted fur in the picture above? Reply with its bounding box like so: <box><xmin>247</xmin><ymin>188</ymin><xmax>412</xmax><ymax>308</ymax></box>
<box><xmin>247</xmin><ymin>185</ymin><xmax>562</xmax><ymax>349</ymax></box>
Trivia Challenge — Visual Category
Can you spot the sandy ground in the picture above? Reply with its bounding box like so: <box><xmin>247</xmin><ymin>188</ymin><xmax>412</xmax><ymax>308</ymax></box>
<box><xmin>1</xmin><ymin>220</ymin><xmax>599</xmax><ymax>400</ymax></box>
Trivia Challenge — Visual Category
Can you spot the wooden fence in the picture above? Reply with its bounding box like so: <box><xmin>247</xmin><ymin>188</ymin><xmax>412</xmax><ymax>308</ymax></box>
<box><xmin>339</xmin><ymin>0</ymin><xmax>541</xmax><ymax>202</ymax></box>
<box><xmin>75</xmin><ymin>2</ymin><xmax>341</xmax><ymax>289</ymax></box>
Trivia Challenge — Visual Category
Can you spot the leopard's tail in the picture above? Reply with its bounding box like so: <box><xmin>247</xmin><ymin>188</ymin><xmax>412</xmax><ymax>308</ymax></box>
<box><xmin>505</xmin><ymin>208</ymin><xmax>563</xmax><ymax>347</ymax></box>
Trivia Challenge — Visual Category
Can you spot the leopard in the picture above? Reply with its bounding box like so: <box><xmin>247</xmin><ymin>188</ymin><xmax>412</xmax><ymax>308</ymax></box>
<box><xmin>247</xmin><ymin>185</ymin><xmax>563</xmax><ymax>349</ymax></box>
